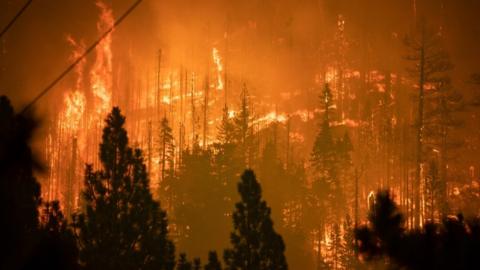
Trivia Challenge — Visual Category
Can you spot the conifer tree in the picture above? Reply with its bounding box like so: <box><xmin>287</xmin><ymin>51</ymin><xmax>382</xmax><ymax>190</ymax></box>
<box><xmin>224</xmin><ymin>170</ymin><xmax>288</xmax><ymax>270</ymax></box>
<box><xmin>204</xmin><ymin>251</ymin><xmax>222</xmax><ymax>270</ymax></box>
<box><xmin>159</xmin><ymin>116</ymin><xmax>175</xmax><ymax>184</ymax></box>
<box><xmin>328</xmin><ymin>223</ymin><xmax>342</xmax><ymax>270</ymax></box>
<box><xmin>26</xmin><ymin>201</ymin><xmax>79</xmax><ymax>270</ymax></box>
<box><xmin>425</xmin><ymin>79</ymin><xmax>463</xmax><ymax>218</ymax></box>
<box><xmin>218</xmin><ymin>105</ymin><xmax>235</xmax><ymax>145</ymax></box>
<box><xmin>311</xmin><ymin>84</ymin><xmax>336</xmax><ymax>179</ymax></box>
<box><xmin>175</xmin><ymin>143</ymin><xmax>228</xmax><ymax>256</ymax></box>
<box><xmin>0</xmin><ymin>96</ymin><xmax>80</xmax><ymax>269</ymax></box>
<box><xmin>214</xmin><ymin>104</ymin><xmax>240</xmax><ymax>207</ymax></box>
<box><xmin>310</xmin><ymin>84</ymin><xmax>344</xmax><ymax>220</ymax></box>
<box><xmin>405</xmin><ymin>21</ymin><xmax>453</xmax><ymax>227</ymax></box>
<box><xmin>158</xmin><ymin>116</ymin><xmax>176</xmax><ymax>213</ymax></box>
<box><xmin>341</xmin><ymin>215</ymin><xmax>357</xmax><ymax>270</ymax></box>
<box><xmin>193</xmin><ymin>258</ymin><xmax>202</xmax><ymax>270</ymax></box>
<box><xmin>233</xmin><ymin>85</ymin><xmax>252</xmax><ymax>167</ymax></box>
<box><xmin>356</xmin><ymin>190</ymin><xmax>480</xmax><ymax>269</ymax></box>
<box><xmin>177</xmin><ymin>253</ymin><xmax>193</xmax><ymax>270</ymax></box>
<box><xmin>0</xmin><ymin>96</ymin><xmax>42</xmax><ymax>269</ymax></box>
<box><xmin>258</xmin><ymin>139</ymin><xmax>287</xmax><ymax>222</ymax></box>
<box><xmin>73</xmin><ymin>107</ymin><xmax>175</xmax><ymax>270</ymax></box>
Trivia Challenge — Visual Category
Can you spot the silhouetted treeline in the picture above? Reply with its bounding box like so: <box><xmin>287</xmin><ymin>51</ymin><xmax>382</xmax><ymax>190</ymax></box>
<box><xmin>356</xmin><ymin>191</ymin><xmax>480</xmax><ymax>270</ymax></box>
<box><xmin>0</xmin><ymin>97</ymin><xmax>288</xmax><ymax>269</ymax></box>
<box><xmin>7</xmin><ymin>93</ymin><xmax>480</xmax><ymax>270</ymax></box>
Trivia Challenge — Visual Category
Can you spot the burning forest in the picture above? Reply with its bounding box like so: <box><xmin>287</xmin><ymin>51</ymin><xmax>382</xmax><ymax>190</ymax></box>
<box><xmin>2</xmin><ymin>0</ymin><xmax>480</xmax><ymax>269</ymax></box>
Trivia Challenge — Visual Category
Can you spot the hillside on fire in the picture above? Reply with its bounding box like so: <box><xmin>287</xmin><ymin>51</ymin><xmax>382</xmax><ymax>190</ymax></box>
<box><xmin>2</xmin><ymin>0</ymin><xmax>480</xmax><ymax>269</ymax></box>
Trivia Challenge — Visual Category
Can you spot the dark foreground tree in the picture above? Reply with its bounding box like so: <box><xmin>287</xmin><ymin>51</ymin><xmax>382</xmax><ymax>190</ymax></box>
<box><xmin>356</xmin><ymin>190</ymin><xmax>480</xmax><ymax>270</ymax></box>
<box><xmin>224</xmin><ymin>170</ymin><xmax>287</xmax><ymax>270</ymax></box>
<box><xmin>177</xmin><ymin>253</ymin><xmax>193</xmax><ymax>270</ymax></box>
<box><xmin>25</xmin><ymin>201</ymin><xmax>79</xmax><ymax>270</ymax></box>
<box><xmin>0</xmin><ymin>96</ymin><xmax>41</xmax><ymax>269</ymax></box>
<box><xmin>159</xmin><ymin>116</ymin><xmax>175</xmax><ymax>185</ymax></box>
<box><xmin>355</xmin><ymin>191</ymin><xmax>403</xmax><ymax>261</ymax></box>
<box><xmin>0</xmin><ymin>96</ymin><xmax>79</xmax><ymax>269</ymax></box>
<box><xmin>73</xmin><ymin>107</ymin><xmax>175</xmax><ymax>270</ymax></box>
<box><xmin>204</xmin><ymin>251</ymin><xmax>222</xmax><ymax>270</ymax></box>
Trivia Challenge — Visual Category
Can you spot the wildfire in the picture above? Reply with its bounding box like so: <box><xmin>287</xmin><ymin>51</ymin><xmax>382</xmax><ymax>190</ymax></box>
<box><xmin>63</xmin><ymin>91</ymin><xmax>86</xmax><ymax>131</ymax></box>
<box><xmin>254</xmin><ymin>111</ymin><xmax>288</xmax><ymax>125</ymax></box>
<box><xmin>332</xmin><ymin>118</ymin><xmax>360</xmax><ymax>127</ymax></box>
<box><xmin>62</xmin><ymin>35</ymin><xmax>87</xmax><ymax>132</ymax></box>
<box><xmin>212</xmin><ymin>47</ymin><xmax>224</xmax><ymax>90</ymax></box>
<box><xmin>325</xmin><ymin>66</ymin><xmax>336</xmax><ymax>83</ymax></box>
<box><xmin>43</xmin><ymin>0</ymin><xmax>116</xmax><ymax>209</ymax></box>
<box><xmin>162</xmin><ymin>95</ymin><xmax>171</xmax><ymax>105</ymax></box>
<box><xmin>91</xmin><ymin>0</ymin><xmax>114</xmax><ymax>115</ymax></box>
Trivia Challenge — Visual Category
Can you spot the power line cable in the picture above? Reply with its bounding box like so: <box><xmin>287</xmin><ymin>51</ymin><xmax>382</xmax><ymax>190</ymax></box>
<box><xmin>0</xmin><ymin>0</ymin><xmax>33</xmax><ymax>40</ymax></box>
<box><xmin>21</xmin><ymin>0</ymin><xmax>143</xmax><ymax>114</ymax></box>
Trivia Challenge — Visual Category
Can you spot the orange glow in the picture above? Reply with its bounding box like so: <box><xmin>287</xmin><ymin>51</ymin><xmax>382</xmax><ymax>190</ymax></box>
<box><xmin>212</xmin><ymin>47</ymin><xmax>224</xmax><ymax>90</ymax></box>
<box><xmin>90</xmin><ymin>0</ymin><xmax>114</xmax><ymax>116</ymax></box>
<box><xmin>62</xmin><ymin>91</ymin><xmax>86</xmax><ymax>131</ymax></box>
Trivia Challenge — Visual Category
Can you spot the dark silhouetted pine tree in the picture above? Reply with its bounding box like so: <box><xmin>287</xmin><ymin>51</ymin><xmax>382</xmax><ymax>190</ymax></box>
<box><xmin>217</xmin><ymin>105</ymin><xmax>235</xmax><ymax>145</ymax></box>
<box><xmin>310</xmin><ymin>84</ymin><xmax>345</xmax><ymax>224</ymax></box>
<box><xmin>175</xmin><ymin>143</ymin><xmax>228</xmax><ymax>256</ymax></box>
<box><xmin>25</xmin><ymin>201</ymin><xmax>79</xmax><ymax>270</ymax></box>
<box><xmin>258</xmin><ymin>139</ymin><xmax>287</xmax><ymax>222</ymax></box>
<box><xmin>0</xmin><ymin>96</ymin><xmax>80</xmax><ymax>269</ymax></box>
<box><xmin>213</xmin><ymin>105</ymin><xmax>241</xmax><ymax>230</ymax></box>
<box><xmin>214</xmin><ymin>104</ymin><xmax>239</xmax><ymax>190</ymax></box>
<box><xmin>177</xmin><ymin>253</ymin><xmax>193</xmax><ymax>270</ymax></box>
<box><xmin>233</xmin><ymin>85</ymin><xmax>254</xmax><ymax>168</ymax></box>
<box><xmin>224</xmin><ymin>170</ymin><xmax>287</xmax><ymax>270</ymax></box>
<box><xmin>204</xmin><ymin>251</ymin><xmax>222</xmax><ymax>270</ymax></box>
<box><xmin>158</xmin><ymin>116</ymin><xmax>176</xmax><ymax>214</ymax></box>
<box><xmin>73</xmin><ymin>107</ymin><xmax>175</xmax><ymax>270</ymax></box>
<box><xmin>193</xmin><ymin>258</ymin><xmax>202</xmax><ymax>270</ymax></box>
<box><xmin>159</xmin><ymin>116</ymin><xmax>175</xmax><ymax>185</ymax></box>
<box><xmin>0</xmin><ymin>95</ymin><xmax>42</xmax><ymax>269</ymax></box>
<box><xmin>354</xmin><ymin>190</ymin><xmax>480</xmax><ymax>269</ymax></box>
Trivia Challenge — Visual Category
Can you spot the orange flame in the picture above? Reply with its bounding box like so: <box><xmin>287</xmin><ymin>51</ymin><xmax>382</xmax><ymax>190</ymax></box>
<box><xmin>63</xmin><ymin>91</ymin><xmax>86</xmax><ymax>131</ymax></box>
<box><xmin>91</xmin><ymin>0</ymin><xmax>114</xmax><ymax>115</ymax></box>
<box><xmin>212</xmin><ymin>47</ymin><xmax>224</xmax><ymax>90</ymax></box>
<box><xmin>62</xmin><ymin>36</ymin><xmax>87</xmax><ymax>132</ymax></box>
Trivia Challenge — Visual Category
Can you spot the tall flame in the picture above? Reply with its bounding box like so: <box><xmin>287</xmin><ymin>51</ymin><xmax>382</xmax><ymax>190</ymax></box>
<box><xmin>62</xmin><ymin>36</ymin><xmax>86</xmax><ymax>132</ymax></box>
<box><xmin>91</xmin><ymin>0</ymin><xmax>114</xmax><ymax>115</ymax></box>
<box><xmin>63</xmin><ymin>91</ymin><xmax>86</xmax><ymax>131</ymax></box>
<box><xmin>212</xmin><ymin>47</ymin><xmax>224</xmax><ymax>90</ymax></box>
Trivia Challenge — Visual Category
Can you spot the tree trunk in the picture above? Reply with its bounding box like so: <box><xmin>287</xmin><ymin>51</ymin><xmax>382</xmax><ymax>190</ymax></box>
<box><xmin>414</xmin><ymin>27</ymin><xmax>426</xmax><ymax>228</ymax></box>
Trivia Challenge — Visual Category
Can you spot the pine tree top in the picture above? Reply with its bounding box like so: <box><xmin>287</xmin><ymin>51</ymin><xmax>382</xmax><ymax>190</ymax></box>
<box><xmin>225</xmin><ymin>170</ymin><xmax>288</xmax><ymax>270</ymax></box>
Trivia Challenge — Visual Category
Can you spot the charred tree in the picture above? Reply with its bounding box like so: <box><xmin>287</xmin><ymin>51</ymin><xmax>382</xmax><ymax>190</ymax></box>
<box><xmin>159</xmin><ymin>116</ymin><xmax>175</xmax><ymax>186</ymax></box>
<box><xmin>233</xmin><ymin>84</ymin><xmax>252</xmax><ymax>168</ymax></box>
<box><xmin>404</xmin><ymin>21</ymin><xmax>452</xmax><ymax>227</ymax></box>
